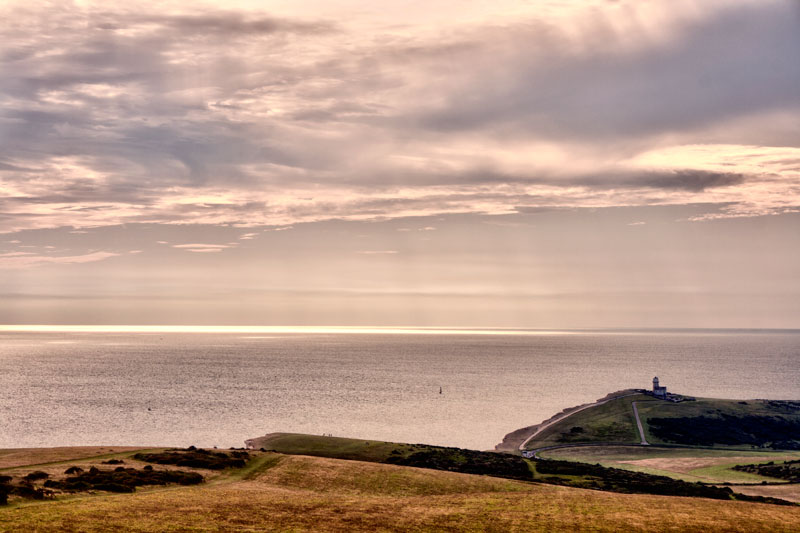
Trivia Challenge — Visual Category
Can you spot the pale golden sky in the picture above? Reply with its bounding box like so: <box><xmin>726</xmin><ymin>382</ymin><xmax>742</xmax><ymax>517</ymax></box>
<box><xmin>0</xmin><ymin>0</ymin><xmax>798</xmax><ymax>327</ymax></box>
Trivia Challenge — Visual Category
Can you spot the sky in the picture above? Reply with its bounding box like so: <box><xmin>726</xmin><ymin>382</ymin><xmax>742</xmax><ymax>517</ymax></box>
<box><xmin>0</xmin><ymin>0</ymin><xmax>798</xmax><ymax>328</ymax></box>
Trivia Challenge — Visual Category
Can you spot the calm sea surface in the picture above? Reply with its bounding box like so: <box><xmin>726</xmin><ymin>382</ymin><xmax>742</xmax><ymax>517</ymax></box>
<box><xmin>1</xmin><ymin>330</ymin><xmax>798</xmax><ymax>450</ymax></box>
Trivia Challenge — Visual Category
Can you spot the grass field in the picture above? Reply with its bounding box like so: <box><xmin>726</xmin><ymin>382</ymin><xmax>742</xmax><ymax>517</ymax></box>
<box><xmin>540</xmin><ymin>446</ymin><xmax>800</xmax><ymax>486</ymax></box>
<box><xmin>520</xmin><ymin>395</ymin><xmax>800</xmax><ymax>452</ymax></box>
<box><xmin>520</xmin><ymin>393</ymin><xmax>653</xmax><ymax>449</ymax></box>
<box><xmin>634</xmin><ymin>397</ymin><xmax>800</xmax><ymax>448</ymax></box>
<box><xmin>250</xmin><ymin>433</ymin><xmax>420</xmax><ymax>462</ymax></box>
<box><xmin>2</xmin><ymin>447</ymin><xmax>800</xmax><ymax>532</ymax></box>
<box><xmin>0</xmin><ymin>447</ymin><xmax>147</xmax><ymax>469</ymax></box>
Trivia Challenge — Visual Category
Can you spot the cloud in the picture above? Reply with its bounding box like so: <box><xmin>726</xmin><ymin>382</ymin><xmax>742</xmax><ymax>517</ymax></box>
<box><xmin>0</xmin><ymin>251</ymin><xmax>119</xmax><ymax>269</ymax></box>
<box><xmin>171</xmin><ymin>243</ymin><xmax>234</xmax><ymax>253</ymax></box>
<box><xmin>356</xmin><ymin>250</ymin><xmax>399</xmax><ymax>255</ymax></box>
<box><xmin>0</xmin><ymin>0</ymin><xmax>797</xmax><ymax>234</ymax></box>
<box><xmin>117</xmin><ymin>12</ymin><xmax>336</xmax><ymax>36</ymax></box>
<box><xmin>263</xmin><ymin>226</ymin><xmax>293</xmax><ymax>232</ymax></box>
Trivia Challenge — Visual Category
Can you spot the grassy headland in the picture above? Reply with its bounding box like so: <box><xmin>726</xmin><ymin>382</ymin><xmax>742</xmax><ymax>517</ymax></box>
<box><xmin>506</xmin><ymin>391</ymin><xmax>800</xmax><ymax>493</ymax></box>
<box><xmin>518</xmin><ymin>394</ymin><xmax>800</xmax><ymax>451</ymax></box>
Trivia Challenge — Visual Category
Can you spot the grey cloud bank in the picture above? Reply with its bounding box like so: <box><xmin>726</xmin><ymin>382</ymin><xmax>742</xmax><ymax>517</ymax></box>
<box><xmin>0</xmin><ymin>0</ymin><xmax>798</xmax><ymax>232</ymax></box>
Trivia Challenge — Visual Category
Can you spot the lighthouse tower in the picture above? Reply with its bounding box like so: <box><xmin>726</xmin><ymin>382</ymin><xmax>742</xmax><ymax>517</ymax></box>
<box><xmin>652</xmin><ymin>376</ymin><xmax>667</xmax><ymax>398</ymax></box>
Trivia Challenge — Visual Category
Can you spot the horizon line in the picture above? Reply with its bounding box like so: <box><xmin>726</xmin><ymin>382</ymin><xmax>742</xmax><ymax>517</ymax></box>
<box><xmin>0</xmin><ymin>325</ymin><xmax>798</xmax><ymax>335</ymax></box>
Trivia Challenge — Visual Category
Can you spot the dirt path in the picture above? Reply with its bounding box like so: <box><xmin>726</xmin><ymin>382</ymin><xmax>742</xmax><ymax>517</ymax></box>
<box><xmin>0</xmin><ymin>447</ymin><xmax>147</xmax><ymax>469</ymax></box>
<box><xmin>631</xmin><ymin>401</ymin><xmax>649</xmax><ymax>445</ymax></box>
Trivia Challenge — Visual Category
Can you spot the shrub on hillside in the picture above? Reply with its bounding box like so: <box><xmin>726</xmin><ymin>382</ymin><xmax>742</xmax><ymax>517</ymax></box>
<box><xmin>133</xmin><ymin>448</ymin><xmax>250</xmax><ymax>470</ymax></box>
<box><xmin>648</xmin><ymin>415</ymin><xmax>800</xmax><ymax>448</ymax></box>
<box><xmin>23</xmin><ymin>471</ymin><xmax>49</xmax><ymax>482</ymax></box>
<box><xmin>47</xmin><ymin>467</ymin><xmax>204</xmax><ymax>493</ymax></box>
<box><xmin>733</xmin><ymin>459</ymin><xmax>800</xmax><ymax>482</ymax></box>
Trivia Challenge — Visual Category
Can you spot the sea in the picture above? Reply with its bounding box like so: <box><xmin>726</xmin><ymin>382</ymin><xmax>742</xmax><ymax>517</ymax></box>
<box><xmin>1</xmin><ymin>328</ymin><xmax>798</xmax><ymax>451</ymax></box>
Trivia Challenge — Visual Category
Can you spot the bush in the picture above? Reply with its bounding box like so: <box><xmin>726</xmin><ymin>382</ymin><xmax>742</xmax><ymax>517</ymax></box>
<box><xmin>13</xmin><ymin>483</ymin><xmax>53</xmax><ymax>500</ymax></box>
<box><xmin>386</xmin><ymin>446</ymin><xmax>532</xmax><ymax>481</ymax></box>
<box><xmin>44</xmin><ymin>467</ymin><xmax>204</xmax><ymax>493</ymax></box>
<box><xmin>648</xmin><ymin>415</ymin><xmax>800</xmax><ymax>448</ymax></box>
<box><xmin>94</xmin><ymin>483</ymin><xmax>134</xmax><ymax>493</ymax></box>
<box><xmin>133</xmin><ymin>449</ymin><xmax>250</xmax><ymax>470</ymax></box>
<box><xmin>733</xmin><ymin>459</ymin><xmax>800</xmax><ymax>482</ymax></box>
<box><xmin>23</xmin><ymin>471</ymin><xmax>49</xmax><ymax>482</ymax></box>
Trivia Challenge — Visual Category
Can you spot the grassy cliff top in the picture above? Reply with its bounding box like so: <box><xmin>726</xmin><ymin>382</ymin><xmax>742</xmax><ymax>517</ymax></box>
<box><xmin>518</xmin><ymin>394</ymin><xmax>800</xmax><ymax>452</ymax></box>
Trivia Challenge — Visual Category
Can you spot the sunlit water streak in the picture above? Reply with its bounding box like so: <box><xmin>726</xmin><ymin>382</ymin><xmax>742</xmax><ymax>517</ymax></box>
<box><xmin>1</xmin><ymin>330</ymin><xmax>797</xmax><ymax>450</ymax></box>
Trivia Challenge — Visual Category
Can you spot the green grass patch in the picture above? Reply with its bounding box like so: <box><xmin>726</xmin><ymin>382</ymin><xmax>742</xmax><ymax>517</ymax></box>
<box><xmin>539</xmin><ymin>445</ymin><xmax>800</xmax><ymax>483</ymax></box>
<box><xmin>688</xmin><ymin>464</ymin><xmax>782</xmax><ymax>483</ymax></box>
<box><xmin>251</xmin><ymin>433</ymin><xmax>419</xmax><ymax>462</ymax></box>
<box><xmin>636</xmin><ymin>399</ymin><xmax>800</xmax><ymax>449</ymax></box>
<box><xmin>522</xmin><ymin>395</ymin><xmax>652</xmax><ymax>450</ymax></box>
<box><xmin>734</xmin><ymin>460</ymin><xmax>800</xmax><ymax>482</ymax></box>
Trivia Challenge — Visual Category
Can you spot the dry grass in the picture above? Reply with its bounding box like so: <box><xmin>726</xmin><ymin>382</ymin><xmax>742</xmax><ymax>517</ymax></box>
<box><xmin>542</xmin><ymin>446</ymin><xmax>800</xmax><ymax>462</ymax></box>
<box><xmin>618</xmin><ymin>456</ymin><xmax>798</xmax><ymax>475</ymax></box>
<box><xmin>253</xmin><ymin>455</ymin><xmax>531</xmax><ymax>496</ymax></box>
<box><xmin>0</xmin><ymin>447</ymin><xmax>146</xmax><ymax>470</ymax></box>
<box><xmin>2</xmin><ymin>450</ymin><xmax>800</xmax><ymax>532</ymax></box>
<box><xmin>726</xmin><ymin>484</ymin><xmax>800</xmax><ymax>503</ymax></box>
<box><xmin>543</xmin><ymin>446</ymin><xmax>800</xmax><ymax>482</ymax></box>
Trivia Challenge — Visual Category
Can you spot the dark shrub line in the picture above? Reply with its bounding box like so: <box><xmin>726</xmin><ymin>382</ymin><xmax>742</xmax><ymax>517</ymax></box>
<box><xmin>44</xmin><ymin>467</ymin><xmax>204</xmax><ymax>493</ymax></box>
<box><xmin>733</xmin><ymin>459</ymin><xmax>800</xmax><ymax>482</ymax></box>
<box><xmin>133</xmin><ymin>448</ymin><xmax>250</xmax><ymax>470</ymax></box>
<box><xmin>648</xmin><ymin>415</ymin><xmax>800</xmax><ymax>449</ymax></box>
<box><xmin>377</xmin><ymin>444</ymin><xmax>795</xmax><ymax>505</ymax></box>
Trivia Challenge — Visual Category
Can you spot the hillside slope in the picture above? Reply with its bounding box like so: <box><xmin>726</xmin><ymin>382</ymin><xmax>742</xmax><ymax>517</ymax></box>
<box><xmin>514</xmin><ymin>394</ymin><xmax>800</xmax><ymax>452</ymax></box>
<box><xmin>2</xmin><ymin>447</ymin><xmax>800</xmax><ymax>532</ymax></box>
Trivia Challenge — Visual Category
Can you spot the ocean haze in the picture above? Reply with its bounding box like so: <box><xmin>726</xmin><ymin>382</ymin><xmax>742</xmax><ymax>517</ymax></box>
<box><xmin>1</xmin><ymin>330</ymin><xmax>797</xmax><ymax>450</ymax></box>
<box><xmin>3</xmin><ymin>208</ymin><xmax>799</xmax><ymax>328</ymax></box>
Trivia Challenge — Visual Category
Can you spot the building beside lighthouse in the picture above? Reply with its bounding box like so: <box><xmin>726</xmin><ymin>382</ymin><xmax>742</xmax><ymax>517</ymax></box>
<box><xmin>652</xmin><ymin>376</ymin><xmax>667</xmax><ymax>398</ymax></box>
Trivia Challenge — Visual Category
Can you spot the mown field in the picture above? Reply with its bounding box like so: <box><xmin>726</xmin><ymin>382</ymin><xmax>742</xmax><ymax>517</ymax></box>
<box><xmin>540</xmin><ymin>446</ymin><xmax>800</xmax><ymax>486</ymax></box>
<box><xmin>2</xmin><ymin>446</ymin><xmax>800</xmax><ymax>532</ymax></box>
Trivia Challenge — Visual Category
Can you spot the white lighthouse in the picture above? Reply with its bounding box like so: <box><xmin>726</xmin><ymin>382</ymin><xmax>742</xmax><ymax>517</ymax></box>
<box><xmin>652</xmin><ymin>376</ymin><xmax>667</xmax><ymax>398</ymax></box>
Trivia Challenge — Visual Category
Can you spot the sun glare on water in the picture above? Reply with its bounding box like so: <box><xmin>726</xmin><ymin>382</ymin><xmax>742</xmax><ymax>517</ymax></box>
<box><xmin>0</xmin><ymin>325</ymin><xmax>574</xmax><ymax>335</ymax></box>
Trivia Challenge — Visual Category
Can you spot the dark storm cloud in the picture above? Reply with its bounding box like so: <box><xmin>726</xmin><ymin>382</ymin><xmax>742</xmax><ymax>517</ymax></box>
<box><xmin>339</xmin><ymin>167</ymin><xmax>748</xmax><ymax>192</ymax></box>
<box><xmin>570</xmin><ymin>170</ymin><xmax>747</xmax><ymax>192</ymax></box>
<box><xmin>121</xmin><ymin>12</ymin><xmax>336</xmax><ymax>35</ymax></box>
